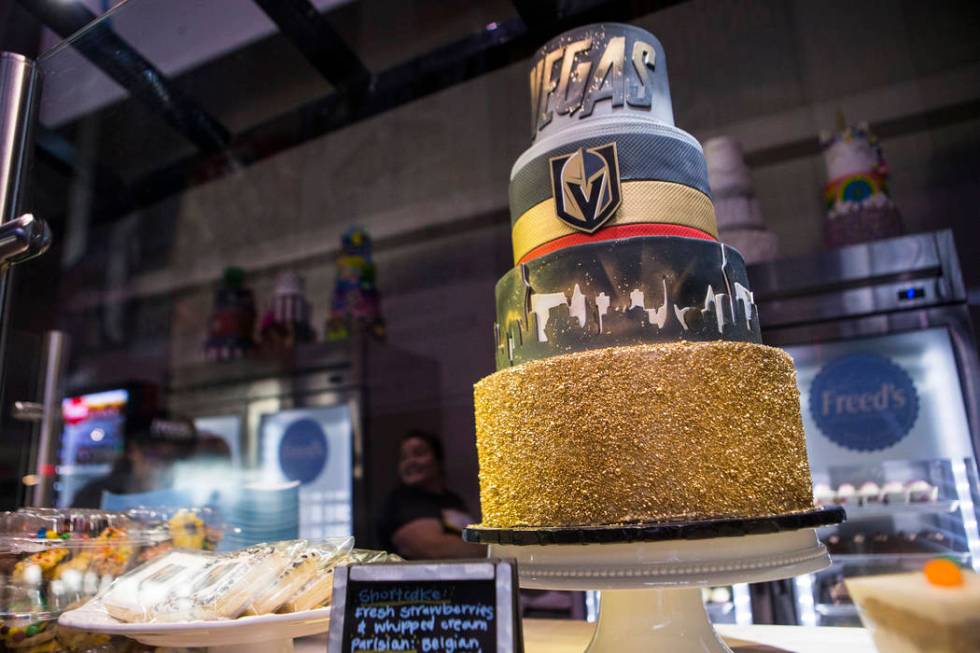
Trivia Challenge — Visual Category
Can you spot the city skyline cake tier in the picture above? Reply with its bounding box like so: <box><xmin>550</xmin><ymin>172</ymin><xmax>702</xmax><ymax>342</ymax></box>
<box><xmin>473</xmin><ymin>23</ymin><xmax>820</xmax><ymax>530</ymax></box>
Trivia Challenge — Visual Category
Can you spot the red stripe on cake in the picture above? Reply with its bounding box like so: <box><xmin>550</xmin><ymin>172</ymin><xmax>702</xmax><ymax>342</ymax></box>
<box><xmin>518</xmin><ymin>223</ymin><xmax>717</xmax><ymax>265</ymax></box>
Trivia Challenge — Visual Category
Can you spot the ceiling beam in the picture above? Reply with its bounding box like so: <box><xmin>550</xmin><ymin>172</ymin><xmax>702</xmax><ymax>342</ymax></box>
<box><xmin>512</xmin><ymin>0</ymin><xmax>563</xmax><ymax>34</ymax></box>
<box><xmin>21</xmin><ymin>0</ymin><xmax>230</xmax><ymax>153</ymax></box>
<box><xmin>252</xmin><ymin>0</ymin><xmax>371</xmax><ymax>91</ymax></box>
<box><xmin>59</xmin><ymin>0</ymin><xmax>685</xmax><ymax>223</ymax></box>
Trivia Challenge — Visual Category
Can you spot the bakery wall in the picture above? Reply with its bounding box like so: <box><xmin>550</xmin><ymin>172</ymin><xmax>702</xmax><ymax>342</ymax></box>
<box><xmin>44</xmin><ymin>0</ymin><xmax>980</xmax><ymax>515</ymax></box>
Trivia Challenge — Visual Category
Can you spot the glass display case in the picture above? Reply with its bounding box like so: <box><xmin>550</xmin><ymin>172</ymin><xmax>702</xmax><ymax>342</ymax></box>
<box><xmin>751</xmin><ymin>230</ymin><xmax>980</xmax><ymax>626</ymax></box>
<box><xmin>790</xmin><ymin>328</ymin><xmax>980</xmax><ymax>625</ymax></box>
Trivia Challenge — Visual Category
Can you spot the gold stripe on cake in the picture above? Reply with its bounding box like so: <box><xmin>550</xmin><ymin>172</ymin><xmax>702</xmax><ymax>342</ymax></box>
<box><xmin>511</xmin><ymin>180</ymin><xmax>718</xmax><ymax>264</ymax></box>
<box><xmin>473</xmin><ymin>341</ymin><xmax>815</xmax><ymax>529</ymax></box>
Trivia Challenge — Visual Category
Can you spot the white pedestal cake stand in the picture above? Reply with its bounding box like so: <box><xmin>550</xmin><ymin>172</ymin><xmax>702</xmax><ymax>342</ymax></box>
<box><xmin>59</xmin><ymin>598</ymin><xmax>330</xmax><ymax>653</ymax></box>
<box><xmin>464</xmin><ymin>507</ymin><xmax>844</xmax><ymax>653</ymax></box>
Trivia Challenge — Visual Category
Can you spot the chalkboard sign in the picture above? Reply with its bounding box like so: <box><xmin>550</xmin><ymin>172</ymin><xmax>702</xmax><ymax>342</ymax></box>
<box><xmin>328</xmin><ymin>559</ymin><xmax>523</xmax><ymax>653</ymax></box>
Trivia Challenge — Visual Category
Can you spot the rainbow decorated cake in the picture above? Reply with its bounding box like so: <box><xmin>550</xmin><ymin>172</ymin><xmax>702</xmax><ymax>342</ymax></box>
<box><xmin>473</xmin><ymin>24</ymin><xmax>815</xmax><ymax>529</ymax></box>
<box><xmin>820</xmin><ymin>119</ymin><xmax>903</xmax><ymax>248</ymax></box>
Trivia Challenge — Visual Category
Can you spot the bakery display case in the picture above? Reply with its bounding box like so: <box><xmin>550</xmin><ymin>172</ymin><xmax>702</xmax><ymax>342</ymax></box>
<box><xmin>751</xmin><ymin>230</ymin><xmax>980</xmax><ymax>626</ymax></box>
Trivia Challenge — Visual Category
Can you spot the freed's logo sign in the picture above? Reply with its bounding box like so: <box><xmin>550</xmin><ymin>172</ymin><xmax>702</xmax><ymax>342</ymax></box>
<box><xmin>809</xmin><ymin>353</ymin><xmax>919</xmax><ymax>452</ymax></box>
<box><xmin>819</xmin><ymin>383</ymin><xmax>908</xmax><ymax>415</ymax></box>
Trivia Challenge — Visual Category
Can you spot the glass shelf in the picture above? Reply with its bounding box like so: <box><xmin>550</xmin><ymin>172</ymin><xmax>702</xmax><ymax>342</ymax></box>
<box><xmin>820</xmin><ymin>500</ymin><xmax>959</xmax><ymax>520</ymax></box>
<box><xmin>815</xmin><ymin>603</ymin><xmax>859</xmax><ymax>619</ymax></box>
<box><xmin>829</xmin><ymin>552</ymin><xmax>971</xmax><ymax>565</ymax></box>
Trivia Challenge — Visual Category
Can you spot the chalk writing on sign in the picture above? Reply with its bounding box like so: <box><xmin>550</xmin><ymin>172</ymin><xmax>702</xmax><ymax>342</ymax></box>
<box><xmin>328</xmin><ymin>559</ymin><xmax>521</xmax><ymax>653</ymax></box>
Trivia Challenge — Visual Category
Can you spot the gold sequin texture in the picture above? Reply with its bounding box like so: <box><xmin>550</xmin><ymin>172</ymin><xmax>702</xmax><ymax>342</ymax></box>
<box><xmin>474</xmin><ymin>341</ymin><xmax>815</xmax><ymax>528</ymax></box>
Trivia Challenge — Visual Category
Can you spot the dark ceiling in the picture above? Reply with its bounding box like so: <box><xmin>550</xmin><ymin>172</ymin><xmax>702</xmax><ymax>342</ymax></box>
<box><xmin>20</xmin><ymin>0</ymin><xmax>682</xmax><ymax>228</ymax></box>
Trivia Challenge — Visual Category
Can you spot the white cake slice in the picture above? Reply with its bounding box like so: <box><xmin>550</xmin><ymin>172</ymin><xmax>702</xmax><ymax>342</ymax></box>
<box><xmin>847</xmin><ymin>565</ymin><xmax>980</xmax><ymax>653</ymax></box>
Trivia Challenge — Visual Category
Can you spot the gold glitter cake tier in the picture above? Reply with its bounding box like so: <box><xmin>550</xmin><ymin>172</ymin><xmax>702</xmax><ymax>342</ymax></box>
<box><xmin>474</xmin><ymin>341</ymin><xmax>815</xmax><ymax>528</ymax></box>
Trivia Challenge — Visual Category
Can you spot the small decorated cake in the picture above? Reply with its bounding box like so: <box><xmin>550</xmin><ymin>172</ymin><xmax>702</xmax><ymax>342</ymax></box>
<box><xmin>326</xmin><ymin>227</ymin><xmax>384</xmax><ymax>340</ymax></box>
<box><xmin>260</xmin><ymin>271</ymin><xmax>316</xmax><ymax>352</ymax></box>
<box><xmin>205</xmin><ymin>267</ymin><xmax>257</xmax><ymax>361</ymax></box>
<box><xmin>847</xmin><ymin>559</ymin><xmax>980</xmax><ymax>653</ymax></box>
<box><xmin>820</xmin><ymin>118</ymin><xmax>903</xmax><ymax>248</ymax></box>
<box><xmin>703</xmin><ymin>136</ymin><xmax>780</xmax><ymax>264</ymax></box>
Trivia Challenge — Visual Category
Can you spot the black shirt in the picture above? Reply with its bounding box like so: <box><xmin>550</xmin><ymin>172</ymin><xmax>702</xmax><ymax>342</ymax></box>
<box><xmin>378</xmin><ymin>484</ymin><xmax>473</xmax><ymax>557</ymax></box>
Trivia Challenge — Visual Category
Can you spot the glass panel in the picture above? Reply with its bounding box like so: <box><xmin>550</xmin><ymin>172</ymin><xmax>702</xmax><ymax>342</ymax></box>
<box><xmin>7</xmin><ymin>2</ymin><xmax>978</xmax><ymax>634</ymax></box>
<box><xmin>786</xmin><ymin>328</ymin><xmax>980</xmax><ymax>626</ymax></box>
<box><xmin>258</xmin><ymin>404</ymin><xmax>353</xmax><ymax>539</ymax></box>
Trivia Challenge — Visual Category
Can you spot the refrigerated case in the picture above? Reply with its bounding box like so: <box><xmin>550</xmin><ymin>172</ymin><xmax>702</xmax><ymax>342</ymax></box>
<box><xmin>54</xmin><ymin>381</ymin><xmax>159</xmax><ymax>507</ymax></box>
<box><xmin>749</xmin><ymin>229</ymin><xmax>980</xmax><ymax>626</ymax></box>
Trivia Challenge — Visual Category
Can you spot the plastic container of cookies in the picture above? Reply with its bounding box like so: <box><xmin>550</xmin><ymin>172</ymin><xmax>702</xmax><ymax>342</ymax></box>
<box><xmin>124</xmin><ymin>506</ymin><xmax>224</xmax><ymax>563</ymax></box>
<box><xmin>0</xmin><ymin>507</ymin><xmax>233</xmax><ymax>651</ymax></box>
<box><xmin>0</xmin><ymin>508</ymin><xmax>158</xmax><ymax>652</ymax></box>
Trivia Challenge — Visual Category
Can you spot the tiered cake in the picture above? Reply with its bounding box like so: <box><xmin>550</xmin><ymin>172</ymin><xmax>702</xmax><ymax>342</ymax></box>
<box><xmin>820</xmin><ymin>120</ymin><xmax>903</xmax><ymax>248</ymax></box>
<box><xmin>704</xmin><ymin>136</ymin><xmax>780</xmax><ymax>264</ymax></box>
<box><xmin>473</xmin><ymin>24</ymin><xmax>815</xmax><ymax>529</ymax></box>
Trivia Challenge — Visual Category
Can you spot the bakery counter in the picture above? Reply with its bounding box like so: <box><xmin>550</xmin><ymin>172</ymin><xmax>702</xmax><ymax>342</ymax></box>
<box><xmin>295</xmin><ymin>618</ymin><xmax>876</xmax><ymax>653</ymax></box>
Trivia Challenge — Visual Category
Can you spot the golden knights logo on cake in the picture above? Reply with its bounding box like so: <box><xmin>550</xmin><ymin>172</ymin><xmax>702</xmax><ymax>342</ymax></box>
<box><xmin>549</xmin><ymin>143</ymin><xmax>622</xmax><ymax>232</ymax></box>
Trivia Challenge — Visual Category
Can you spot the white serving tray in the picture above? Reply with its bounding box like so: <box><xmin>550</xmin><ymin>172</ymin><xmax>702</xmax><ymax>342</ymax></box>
<box><xmin>60</xmin><ymin>598</ymin><xmax>331</xmax><ymax>653</ymax></box>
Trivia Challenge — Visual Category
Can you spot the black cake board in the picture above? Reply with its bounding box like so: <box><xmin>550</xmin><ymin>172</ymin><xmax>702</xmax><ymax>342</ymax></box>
<box><xmin>463</xmin><ymin>506</ymin><xmax>845</xmax><ymax>546</ymax></box>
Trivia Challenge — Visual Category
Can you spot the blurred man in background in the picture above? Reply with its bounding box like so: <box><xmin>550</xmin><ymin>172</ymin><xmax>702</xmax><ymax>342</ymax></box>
<box><xmin>72</xmin><ymin>414</ymin><xmax>197</xmax><ymax>508</ymax></box>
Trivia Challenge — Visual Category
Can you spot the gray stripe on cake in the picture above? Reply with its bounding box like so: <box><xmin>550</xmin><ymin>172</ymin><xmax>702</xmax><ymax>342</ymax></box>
<box><xmin>509</xmin><ymin>132</ymin><xmax>711</xmax><ymax>225</ymax></box>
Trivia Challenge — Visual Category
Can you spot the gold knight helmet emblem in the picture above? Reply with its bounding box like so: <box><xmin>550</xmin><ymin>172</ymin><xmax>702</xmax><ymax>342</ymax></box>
<box><xmin>549</xmin><ymin>142</ymin><xmax>622</xmax><ymax>232</ymax></box>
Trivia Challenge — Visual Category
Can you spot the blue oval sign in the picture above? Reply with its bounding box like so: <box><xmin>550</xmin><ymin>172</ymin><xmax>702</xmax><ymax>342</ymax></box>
<box><xmin>278</xmin><ymin>418</ymin><xmax>328</xmax><ymax>484</ymax></box>
<box><xmin>809</xmin><ymin>353</ymin><xmax>919</xmax><ymax>452</ymax></box>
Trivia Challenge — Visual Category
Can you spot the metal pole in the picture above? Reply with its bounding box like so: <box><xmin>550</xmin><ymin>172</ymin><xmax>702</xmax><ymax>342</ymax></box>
<box><xmin>0</xmin><ymin>52</ymin><xmax>40</xmax><ymax>222</ymax></box>
<box><xmin>0</xmin><ymin>52</ymin><xmax>51</xmax><ymax>507</ymax></box>
<box><xmin>0</xmin><ymin>52</ymin><xmax>42</xmax><ymax>426</ymax></box>
<box><xmin>31</xmin><ymin>330</ymin><xmax>69</xmax><ymax>507</ymax></box>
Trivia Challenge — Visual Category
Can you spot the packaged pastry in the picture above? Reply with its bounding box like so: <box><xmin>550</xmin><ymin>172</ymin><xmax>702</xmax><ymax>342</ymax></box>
<box><xmin>153</xmin><ymin>557</ymin><xmax>269</xmax><ymax>623</ymax></box>
<box><xmin>101</xmin><ymin>551</ymin><xmax>215</xmax><ymax>623</ymax></box>
<box><xmin>246</xmin><ymin>537</ymin><xmax>353</xmax><ymax>615</ymax></box>
<box><xmin>274</xmin><ymin>538</ymin><xmax>355</xmax><ymax>614</ymax></box>
<box><xmin>244</xmin><ymin>550</ymin><xmax>320</xmax><ymax>616</ymax></box>
<box><xmin>279</xmin><ymin>547</ymin><xmax>404</xmax><ymax>614</ymax></box>
<box><xmin>94</xmin><ymin>537</ymin><xmax>382</xmax><ymax>624</ymax></box>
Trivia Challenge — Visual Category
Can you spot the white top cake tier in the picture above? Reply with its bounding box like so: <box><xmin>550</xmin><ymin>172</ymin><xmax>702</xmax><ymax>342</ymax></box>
<box><xmin>528</xmin><ymin>23</ymin><xmax>674</xmax><ymax>143</ymax></box>
<box><xmin>704</xmin><ymin>136</ymin><xmax>753</xmax><ymax>197</ymax></box>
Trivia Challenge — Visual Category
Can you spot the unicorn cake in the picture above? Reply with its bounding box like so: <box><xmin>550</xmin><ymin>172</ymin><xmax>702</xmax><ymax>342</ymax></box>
<box><xmin>473</xmin><ymin>24</ymin><xmax>815</xmax><ymax>529</ymax></box>
<box><xmin>821</xmin><ymin>120</ymin><xmax>903</xmax><ymax>248</ymax></box>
